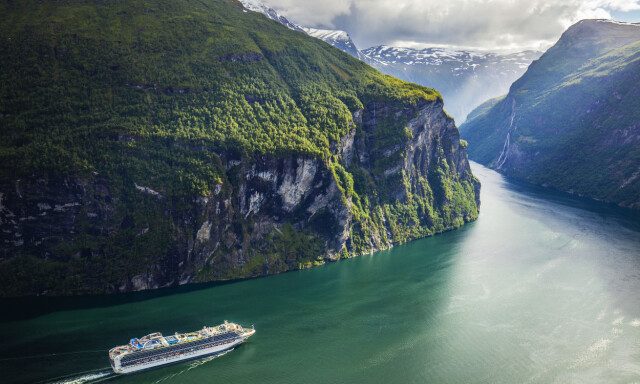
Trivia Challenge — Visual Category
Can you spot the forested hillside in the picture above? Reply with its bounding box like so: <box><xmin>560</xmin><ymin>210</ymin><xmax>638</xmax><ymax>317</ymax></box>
<box><xmin>460</xmin><ymin>20</ymin><xmax>640</xmax><ymax>209</ymax></box>
<box><xmin>0</xmin><ymin>0</ymin><xmax>479</xmax><ymax>296</ymax></box>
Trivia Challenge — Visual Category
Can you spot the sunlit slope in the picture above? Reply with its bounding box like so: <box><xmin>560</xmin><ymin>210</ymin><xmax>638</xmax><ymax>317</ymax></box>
<box><xmin>0</xmin><ymin>0</ymin><xmax>439</xmax><ymax>189</ymax></box>
<box><xmin>0</xmin><ymin>0</ymin><xmax>480</xmax><ymax>296</ymax></box>
<box><xmin>460</xmin><ymin>20</ymin><xmax>640</xmax><ymax>209</ymax></box>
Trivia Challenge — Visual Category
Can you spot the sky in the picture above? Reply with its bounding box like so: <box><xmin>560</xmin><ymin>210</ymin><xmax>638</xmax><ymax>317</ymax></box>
<box><xmin>257</xmin><ymin>0</ymin><xmax>640</xmax><ymax>52</ymax></box>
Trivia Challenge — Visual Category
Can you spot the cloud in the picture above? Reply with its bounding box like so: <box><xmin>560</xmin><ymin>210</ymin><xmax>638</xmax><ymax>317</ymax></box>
<box><xmin>259</xmin><ymin>0</ymin><xmax>640</xmax><ymax>51</ymax></box>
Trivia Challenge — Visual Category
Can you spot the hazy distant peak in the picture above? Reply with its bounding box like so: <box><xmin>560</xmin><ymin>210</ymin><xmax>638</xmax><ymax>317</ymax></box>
<box><xmin>239</xmin><ymin>0</ymin><xmax>304</xmax><ymax>32</ymax></box>
<box><xmin>363</xmin><ymin>45</ymin><xmax>541</xmax><ymax>122</ymax></box>
<box><xmin>238</xmin><ymin>0</ymin><xmax>371</xmax><ymax>63</ymax></box>
<box><xmin>579</xmin><ymin>19</ymin><xmax>640</xmax><ymax>27</ymax></box>
<box><xmin>302</xmin><ymin>27</ymin><xmax>366</xmax><ymax>59</ymax></box>
<box><xmin>302</xmin><ymin>27</ymin><xmax>350</xmax><ymax>42</ymax></box>
<box><xmin>362</xmin><ymin>45</ymin><xmax>541</xmax><ymax>68</ymax></box>
<box><xmin>560</xmin><ymin>18</ymin><xmax>640</xmax><ymax>42</ymax></box>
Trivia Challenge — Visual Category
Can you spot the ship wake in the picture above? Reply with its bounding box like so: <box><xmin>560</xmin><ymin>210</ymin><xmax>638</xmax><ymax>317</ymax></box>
<box><xmin>42</xmin><ymin>350</ymin><xmax>232</xmax><ymax>384</ymax></box>
<box><xmin>45</xmin><ymin>368</ymin><xmax>114</xmax><ymax>384</ymax></box>
<box><xmin>151</xmin><ymin>348</ymin><xmax>234</xmax><ymax>384</ymax></box>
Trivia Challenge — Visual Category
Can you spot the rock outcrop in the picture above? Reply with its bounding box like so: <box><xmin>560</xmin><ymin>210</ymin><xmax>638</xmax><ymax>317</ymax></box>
<box><xmin>0</xmin><ymin>98</ymin><xmax>479</xmax><ymax>296</ymax></box>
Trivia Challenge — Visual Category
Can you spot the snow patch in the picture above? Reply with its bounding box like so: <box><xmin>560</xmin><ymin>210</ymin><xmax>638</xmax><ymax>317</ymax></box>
<box><xmin>303</xmin><ymin>27</ymin><xmax>349</xmax><ymax>42</ymax></box>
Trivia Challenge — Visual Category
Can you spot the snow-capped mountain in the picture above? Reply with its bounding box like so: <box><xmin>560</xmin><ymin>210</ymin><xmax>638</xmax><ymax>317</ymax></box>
<box><xmin>239</xmin><ymin>0</ymin><xmax>304</xmax><ymax>32</ymax></box>
<box><xmin>302</xmin><ymin>27</ymin><xmax>370</xmax><ymax>62</ymax></box>
<box><xmin>239</xmin><ymin>0</ymin><xmax>541</xmax><ymax>123</ymax></box>
<box><xmin>239</xmin><ymin>0</ymin><xmax>374</xmax><ymax>63</ymax></box>
<box><xmin>363</xmin><ymin>46</ymin><xmax>542</xmax><ymax>122</ymax></box>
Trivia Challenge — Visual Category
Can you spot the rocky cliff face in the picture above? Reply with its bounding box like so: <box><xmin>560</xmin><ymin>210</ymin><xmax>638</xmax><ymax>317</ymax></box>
<box><xmin>0</xmin><ymin>0</ymin><xmax>480</xmax><ymax>296</ymax></box>
<box><xmin>0</xmin><ymin>98</ymin><xmax>479</xmax><ymax>296</ymax></box>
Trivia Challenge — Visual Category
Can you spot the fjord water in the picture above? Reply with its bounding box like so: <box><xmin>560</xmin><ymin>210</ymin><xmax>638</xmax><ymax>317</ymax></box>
<box><xmin>2</xmin><ymin>163</ymin><xmax>640</xmax><ymax>384</ymax></box>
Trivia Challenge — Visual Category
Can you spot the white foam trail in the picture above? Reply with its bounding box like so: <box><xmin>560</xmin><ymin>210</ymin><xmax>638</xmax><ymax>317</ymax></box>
<box><xmin>612</xmin><ymin>316</ymin><xmax>624</xmax><ymax>326</ymax></box>
<box><xmin>186</xmin><ymin>349</ymin><xmax>232</xmax><ymax>371</ymax></box>
<box><xmin>151</xmin><ymin>349</ymin><xmax>233</xmax><ymax>384</ymax></box>
<box><xmin>630</xmin><ymin>319</ymin><xmax>640</xmax><ymax>327</ymax></box>
<box><xmin>49</xmin><ymin>370</ymin><xmax>112</xmax><ymax>384</ymax></box>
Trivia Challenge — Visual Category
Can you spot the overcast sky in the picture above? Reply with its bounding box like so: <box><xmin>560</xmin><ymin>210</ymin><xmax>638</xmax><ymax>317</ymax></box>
<box><xmin>258</xmin><ymin>0</ymin><xmax>640</xmax><ymax>52</ymax></box>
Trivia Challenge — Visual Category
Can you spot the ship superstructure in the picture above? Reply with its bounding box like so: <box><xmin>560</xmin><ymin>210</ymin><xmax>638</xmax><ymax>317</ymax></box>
<box><xmin>108</xmin><ymin>321</ymin><xmax>255</xmax><ymax>374</ymax></box>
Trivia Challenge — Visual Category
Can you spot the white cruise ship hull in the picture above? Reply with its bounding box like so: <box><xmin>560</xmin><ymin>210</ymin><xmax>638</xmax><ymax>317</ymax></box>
<box><xmin>109</xmin><ymin>323</ymin><xmax>255</xmax><ymax>375</ymax></box>
<box><xmin>112</xmin><ymin>337</ymin><xmax>246</xmax><ymax>374</ymax></box>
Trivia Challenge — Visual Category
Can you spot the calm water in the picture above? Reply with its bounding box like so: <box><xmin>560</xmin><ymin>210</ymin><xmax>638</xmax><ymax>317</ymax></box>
<box><xmin>2</xmin><ymin>162</ymin><xmax>640</xmax><ymax>384</ymax></box>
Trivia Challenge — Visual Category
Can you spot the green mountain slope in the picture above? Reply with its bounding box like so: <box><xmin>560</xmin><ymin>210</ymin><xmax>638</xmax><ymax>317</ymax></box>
<box><xmin>460</xmin><ymin>20</ymin><xmax>640</xmax><ymax>209</ymax></box>
<box><xmin>0</xmin><ymin>0</ymin><xmax>479</xmax><ymax>296</ymax></box>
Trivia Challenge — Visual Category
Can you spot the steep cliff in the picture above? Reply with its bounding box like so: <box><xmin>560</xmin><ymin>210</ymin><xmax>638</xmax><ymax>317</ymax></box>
<box><xmin>0</xmin><ymin>0</ymin><xmax>479</xmax><ymax>296</ymax></box>
<box><xmin>460</xmin><ymin>20</ymin><xmax>640</xmax><ymax>209</ymax></box>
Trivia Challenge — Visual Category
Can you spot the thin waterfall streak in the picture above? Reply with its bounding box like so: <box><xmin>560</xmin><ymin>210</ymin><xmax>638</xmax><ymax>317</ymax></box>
<box><xmin>496</xmin><ymin>132</ymin><xmax>510</xmax><ymax>169</ymax></box>
<box><xmin>496</xmin><ymin>98</ymin><xmax>516</xmax><ymax>169</ymax></box>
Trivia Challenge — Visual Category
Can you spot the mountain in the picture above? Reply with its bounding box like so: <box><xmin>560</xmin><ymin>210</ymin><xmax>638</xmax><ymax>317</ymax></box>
<box><xmin>239</xmin><ymin>0</ymin><xmax>375</xmax><ymax>64</ymax></box>
<box><xmin>363</xmin><ymin>46</ymin><xmax>542</xmax><ymax>122</ymax></box>
<box><xmin>238</xmin><ymin>1</ymin><xmax>539</xmax><ymax>123</ymax></box>
<box><xmin>0</xmin><ymin>0</ymin><xmax>479</xmax><ymax>296</ymax></box>
<box><xmin>239</xmin><ymin>0</ymin><xmax>304</xmax><ymax>32</ymax></box>
<box><xmin>238</xmin><ymin>0</ymin><xmax>537</xmax><ymax>123</ymax></box>
<box><xmin>302</xmin><ymin>27</ymin><xmax>371</xmax><ymax>63</ymax></box>
<box><xmin>460</xmin><ymin>19</ymin><xmax>640</xmax><ymax>209</ymax></box>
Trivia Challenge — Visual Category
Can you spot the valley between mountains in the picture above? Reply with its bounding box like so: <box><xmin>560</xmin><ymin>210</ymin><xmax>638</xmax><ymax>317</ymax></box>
<box><xmin>0</xmin><ymin>0</ymin><xmax>639</xmax><ymax>298</ymax></box>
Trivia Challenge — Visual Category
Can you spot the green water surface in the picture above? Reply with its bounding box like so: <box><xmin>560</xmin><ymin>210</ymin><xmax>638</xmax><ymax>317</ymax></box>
<box><xmin>2</xmin><ymin>163</ymin><xmax>640</xmax><ymax>384</ymax></box>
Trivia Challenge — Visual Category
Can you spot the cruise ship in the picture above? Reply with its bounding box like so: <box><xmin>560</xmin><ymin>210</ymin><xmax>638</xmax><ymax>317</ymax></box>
<box><xmin>108</xmin><ymin>321</ymin><xmax>255</xmax><ymax>374</ymax></box>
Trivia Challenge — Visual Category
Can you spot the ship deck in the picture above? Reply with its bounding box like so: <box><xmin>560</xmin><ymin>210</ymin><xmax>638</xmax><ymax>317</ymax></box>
<box><xmin>120</xmin><ymin>331</ymin><xmax>240</xmax><ymax>366</ymax></box>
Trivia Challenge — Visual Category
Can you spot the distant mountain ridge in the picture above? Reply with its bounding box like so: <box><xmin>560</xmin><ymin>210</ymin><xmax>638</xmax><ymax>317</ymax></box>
<box><xmin>239</xmin><ymin>0</ymin><xmax>304</xmax><ymax>32</ymax></box>
<box><xmin>239</xmin><ymin>0</ymin><xmax>375</xmax><ymax>63</ymax></box>
<box><xmin>363</xmin><ymin>46</ymin><xmax>542</xmax><ymax>122</ymax></box>
<box><xmin>239</xmin><ymin>0</ymin><xmax>540</xmax><ymax>123</ymax></box>
<box><xmin>302</xmin><ymin>27</ymin><xmax>371</xmax><ymax>63</ymax></box>
<box><xmin>460</xmin><ymin>19</ymin><xmax>640</xmax><ymax>209</ymax></box>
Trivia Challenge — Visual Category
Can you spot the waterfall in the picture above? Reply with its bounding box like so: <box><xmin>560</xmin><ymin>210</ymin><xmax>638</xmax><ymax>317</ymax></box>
<box><xmin>496</xmin><ymin>132</ymin><xmax>511</xmax><ymax>169</ymax></box>
<box><xmin>496</xmin><ymin>98</ymin><xmax>516</xmax><ymax>170</ymax></box>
